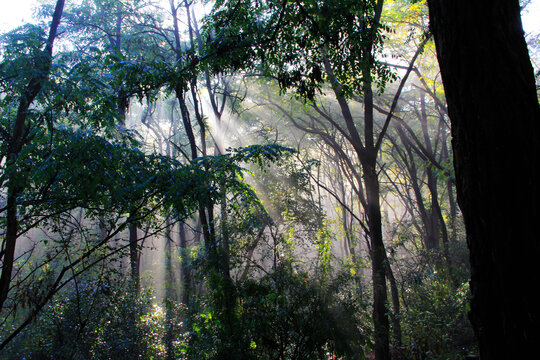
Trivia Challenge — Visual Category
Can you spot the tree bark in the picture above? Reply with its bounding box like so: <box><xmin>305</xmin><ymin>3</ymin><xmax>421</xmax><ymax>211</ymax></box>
<box><xmin>362</xmin><ymin>155</ymin><xmax>390</xmax><ymax>360</ymax></box>
<box><xmin>0</xmin><ymin>0</ymin><xmax>65</xmax><ymax>313</ymax></box>
<box><xmin>129</xmin><ymin>223</ymin><xmax>140</xmax><ymax>293</ymax></box>
<box><xmin>427</xmin><ymin>1</ymin><xmax>540</xmax><ymax>358</ymax></box>
<box><xmin>178</xmin><ymin>222</ymin><xmax>191</xmax><ymax>306</ymax></box>
<box><xmin>384</xmin><ymin>254</ymin><xmax>402</xmax><ymax>349</ymax></box>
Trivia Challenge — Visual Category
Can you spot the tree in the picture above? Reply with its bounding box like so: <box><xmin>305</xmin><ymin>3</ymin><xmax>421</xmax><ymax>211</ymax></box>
<box><xmin>204</xmin><ymin>2</ymin><xmax>434</xmax><ymax>357</ymax></box>
<box><xmin>0</xmin><ymin>1</ymin><xmax>294</xmax><ymax>349</ymax></box>
<box><xmin>426</xmin><ymin>1</ymin><xmax>540</xmax><ymax>358</ymax></box>
<box><xmin>59</xmin><ymin>0</ymin><xmax>166</xmax><ymax>294</ymax></box>
<box><xmin>0</xmin><ymin>0</ymin><xmax>65</xmax><ymax>316</ymax></box>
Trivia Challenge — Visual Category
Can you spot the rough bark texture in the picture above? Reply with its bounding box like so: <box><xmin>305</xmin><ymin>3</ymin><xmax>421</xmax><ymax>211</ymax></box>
<box><xmin>427</xmin><ymin>1</ymin><xmax>540</xmax><ymax>358</ymax></box>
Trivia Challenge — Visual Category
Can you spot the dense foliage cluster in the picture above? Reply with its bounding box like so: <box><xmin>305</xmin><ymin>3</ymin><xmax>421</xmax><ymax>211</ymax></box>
<box><xmin>1</xmin><ymin>0</ymin><xmax>537</xmax><ymax>359</ymax></box>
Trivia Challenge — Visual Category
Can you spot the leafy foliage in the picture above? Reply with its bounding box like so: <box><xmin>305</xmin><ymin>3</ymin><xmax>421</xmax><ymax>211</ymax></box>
<box><xmin>400</xmin><ymin>270</ymin><xmax>474</xmax><ymax>359</ymax></box>
<box><xmin>204</xmin><ymin>0</ymin><xmax>396</xmax><ymax>99</ymax></box>
<box><xmin>0</xmin><ymin>272</ymin><xmax>187</xmax><ymax>360</ymax></box>
<box><xmin>188</xmin><ymin>263</ymin><xmax>367</xmax><ymax>360</ymax></box>
<box><xmin>0</xmin><ymin>0</ymin><xmax>477</xmax><ymax>358</ymax></box>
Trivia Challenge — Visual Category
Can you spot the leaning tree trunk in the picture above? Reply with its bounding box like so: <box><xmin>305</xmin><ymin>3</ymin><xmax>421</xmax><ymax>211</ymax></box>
<box><xmin>0</xmin><ymin>0</ymin><xmax>65</xmax><ymax>314</ymax></box>
<box><xmin>427</xmin><ymin>1</ymin><xmax>540</xmax><ymax>358</ymax></box>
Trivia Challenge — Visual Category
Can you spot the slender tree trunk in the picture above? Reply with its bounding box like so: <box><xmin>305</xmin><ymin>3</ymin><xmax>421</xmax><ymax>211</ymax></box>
<box><xmin>384</xmin><ymin>254</ymin><xmax>402</xmax><ymax>349</ymax></box>
<box><xmin>119</xmin><ymin>98</ymin><xmax>141</xmax><ymax>293</ymax></box>
<box><xmin>164</xmin><ymin>217</ymin><xmax>174</xmax><ymax>360</ymax></box>
<box><xmin>191</xmin><ymin>6</ymin><xmax>237</xmax><ymax>338</ymax></box>
<box><xmin>0</xmin><ymin>0</ymin><xmax>65</xmax><ymax>313</ymax></box>
<box><xmin>178</xmin><ymin>222</ymin><xmax>191</xmax><ymax>307</ymax></box>
<box><xmin>442</xmin><ymin>138</ymin><xmax>458</xmax><ymax>245</ymax></box>
<box><xmin>0</xmin><ymin>193</ymin><xmax>19</xmax><ymax>313</ymax></box>
<box><xmin>170</xmin><ymin>0</ymin><xmax>214</xmax><ymax>252</ymax></box>
<box><xmin>128</xmin><ymin>223</ymin><xmax>140</xmax><ymax>293</ymax></box>
<box><xmin>427</xmin><ymin>175</ymin><xmax>452</xmax><ymax>265</ymax></box>
<box><xmin>396</xmin><ymin>126</ymin><xmax>434</xmax><ymax>250</ymax></box>
<box><xmin>219</xmin><ymin>194</ymin><xmax>235</xmax><ymax>342</ymax></box>
<box><xmin>427</xmin><ymin>1</ymin><xmax>540</xmax><ymax>358</ymax></box>
<box><xmin>339</xmin><ymin>178</ymin><xmax>356</xmax><ymax>256</ymax></box>
<box><xmin>185</xmin><ymin>0</ymin><xmax>208</xmax><ymax>156</ymax></box>
<box><xmin>418</xmin><ymin>93</ymin><xmax>441</xmax><ymax>252</ymax></box>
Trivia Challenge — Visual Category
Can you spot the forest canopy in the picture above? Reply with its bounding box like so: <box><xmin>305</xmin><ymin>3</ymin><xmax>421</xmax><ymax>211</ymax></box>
<box><xmin>0</xmin><ymin>0</ymin><xmax>538</xmax><ymax>359</ymax></box>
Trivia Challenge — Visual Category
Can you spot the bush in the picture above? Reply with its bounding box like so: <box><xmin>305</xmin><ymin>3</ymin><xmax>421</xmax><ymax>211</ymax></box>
<box><xmin>187</xmin><ymin>263</ymin><xmax>368</xmax><ymax>360</ymax></box>
<box><xmin>400</xmin><ymin>268</ymin><xmax>475</xmax><ymax>359</ymax></box>
<box><xmin>0</xmin><ymin>274</ymin><xmax>187</xmax><ymax>360</ymax></box>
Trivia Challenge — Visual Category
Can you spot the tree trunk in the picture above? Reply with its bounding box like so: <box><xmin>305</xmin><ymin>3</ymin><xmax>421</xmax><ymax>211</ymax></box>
<box><xmin>363</xmin><ymin>157</ymin><xmax>390</xmax><ymax>360</ymax></box>
<box><xmin>427</xmin><ymin>1</ymin><xmax>540</xmax><ymax>358</ymax></box>
<box><xmin>178</xmin><ymin>222</ymin><xmax>191</xmax><ymax>307</ymax></box>
<box><xmin>129</xmin><ymin>223</ymin><xmax>140</xmax><ymax>293</ymax></box>
<box><xmin>363</xmin><ymin>68</ymin><xmax>390</xmax><ymax>360</ymax></box>
<box><xmin>164</xmin><ymin>217</ymin><xmax>175</xmax><ymax>360</ymax></box>
<box><xmin>383</xmin><ymin>251</ymin><xmax>402</xmax><ymax>349</ymax></box>
<box><xmin>396</xmin><ymin>126</ymin><xmax>435</xmax><ymax>250</ymax></box>
<box><xmin>0</xmin><ymin>0</ymin><xmax>65</xmax><ymax>313</ymax></box>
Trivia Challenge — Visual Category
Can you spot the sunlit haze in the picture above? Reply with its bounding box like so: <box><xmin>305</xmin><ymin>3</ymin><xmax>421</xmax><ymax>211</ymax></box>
<box><xmin>0</xmin><ymin>0</ymin><xmax>36</xmax><ymax>31</ymax></box>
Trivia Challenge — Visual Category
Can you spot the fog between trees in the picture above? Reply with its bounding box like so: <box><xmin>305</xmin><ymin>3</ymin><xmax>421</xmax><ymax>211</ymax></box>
<box><xmin>0</xmin><ymin>0</ymin><xmax>538</xmax><ymax>359</ymax></box>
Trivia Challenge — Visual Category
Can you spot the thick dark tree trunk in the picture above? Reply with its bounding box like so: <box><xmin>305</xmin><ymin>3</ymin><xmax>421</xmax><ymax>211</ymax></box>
<box><xmin>363</xmin><ymin>157</ymin><xmax>390</xmax><ymax>360</ymax></box>
<box><xmin>363</xmin><ymin>70</ymin><xmax>390</xmax><ymax>360</ymax></box>
<box><xmin>427</xmin><ymin>1</ymin><xmax>540</xmax><ymax>358</ymax></box>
